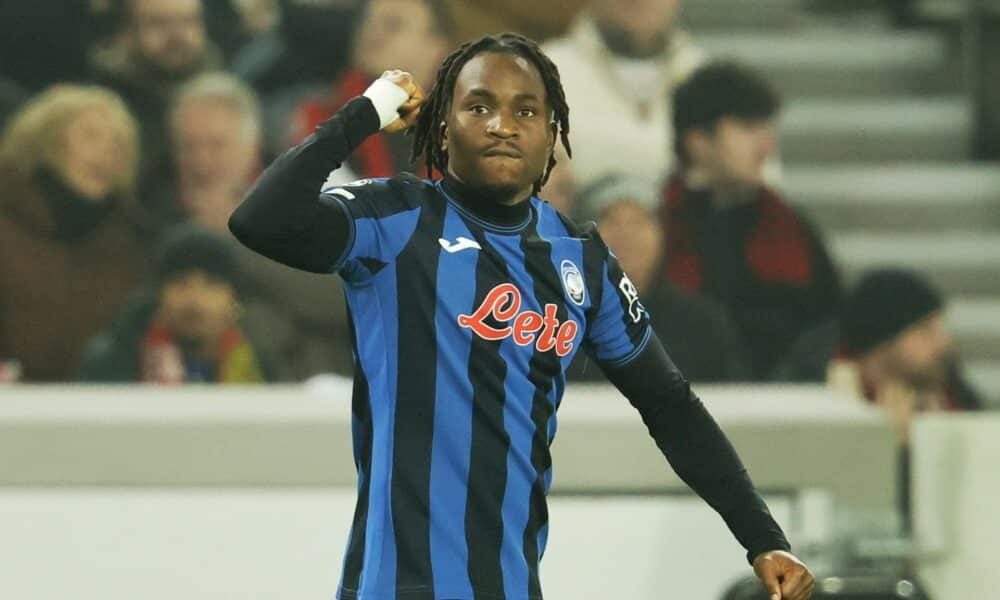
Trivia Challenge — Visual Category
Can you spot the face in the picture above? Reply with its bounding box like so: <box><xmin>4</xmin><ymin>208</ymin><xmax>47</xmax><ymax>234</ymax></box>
<box><xmin>159</xmin><ymin>270</ymin><xmax>238</xmax><ymax>347</ymax></box>
<box><xmin>173</xmin><ymin>99</ymin><xmax>259</xmax><ymax>191</ymax></box>
<box><xmin>687</xmin><ymin>117</ymin><xmax>777</xmax><ymax>188</ymax></box>
<box><xmin>59</xmin><ymin>107</ymin><xmax>128</xmax><ymax>201</ymax></box>
<box><xmin>128</xmin><ymin>0</ymin><xmax>207</xmax><ymax>77</ymax></box>
<box><xmin>884</xmin><ymin>312</ymin><xmax>953</xmax><ymax>389</ymax></box>
<box><xmin>597</xmin><ymin>200</ymin><xmax>663</xmax><ymax>292</ymax></box>
<box><xmin>445</xmin><ymin>52</ymin><xmax>556</xmax><ymax>199</ymax></box>
<box><xmin>353</xmin><ymin>0</ymin><xmax>447</xmax><ymax>85</ymax></box>
<box><xmin>592</xmin><ymin>0</ymin><xmax>679</xmax><ymax>43</ymax></box>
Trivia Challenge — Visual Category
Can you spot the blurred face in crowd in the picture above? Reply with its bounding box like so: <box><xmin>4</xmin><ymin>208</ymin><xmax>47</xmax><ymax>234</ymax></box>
<box><xmin>591</xmin><ymin>0</ymin><xmax>680</xmax><ymax>47</ymax></box>
<box><xmin>685</xmin><ymin>116</ymin><xmax>777</xmax><ymax>189</ymax></box>
<box><xmin>596</xmin><ymin>200</ymin><xmax>663</xmax><ymax>293</ymax></box>
<box><xmin>172</xmin><ymin>98</ymin><xmax>259</xmax><ymax>192</ymax></box>
<box><xmin>353</xmin><ymin>0</ymin><xmax>448</xmax><ymax>85</ymax></box>
<box><xmin>159</xmin><ymin>270</ymin><xmax>239</xmax><ymax>349</ymax></box>
<box><xmin>58</xmin><ymin>107</ymin><xmax>130</xmax><ymax>201</ymax></box>
<box><xmin>880</xmin><ymin>312</ymin><xmax>954</xmax><ymax>390</ymax></box>
<box><xmin>127</xmin><ymin>0</ymin><xmax>207</xmax><ymax>78</ymax></box>
<box><xmin>445</xmin><ymin>52</ymin><xmax>557</xmax><ymax>200</ymax></box>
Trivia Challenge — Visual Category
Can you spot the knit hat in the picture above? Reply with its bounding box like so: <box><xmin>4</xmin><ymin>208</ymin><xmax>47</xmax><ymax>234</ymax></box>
<box><xmin>577</xmin><ymin>173</ymin><xmax>660</xmax><ymax>221</ymax></box>
<box><xmin>842</xmin><ymin>268</ymin><xmax>944</xmax><ymax>355</ymax></box>
<box><xmin>155</xmin><ymin>225</ymin><xmax>242</xmax><ymax>291</ymax></box>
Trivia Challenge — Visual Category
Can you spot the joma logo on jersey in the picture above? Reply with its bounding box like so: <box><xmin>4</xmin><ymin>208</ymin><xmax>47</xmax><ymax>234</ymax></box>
<box><xmin>458</xmin><ymin>283</ymin><xmax>579</xmax><ymax>357</ymax></box>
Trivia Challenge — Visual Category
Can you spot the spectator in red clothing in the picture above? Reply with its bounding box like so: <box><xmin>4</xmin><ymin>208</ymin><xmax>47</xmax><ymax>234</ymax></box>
<box><xmin>662</xmin><ymin>61</ymin><xmax>841</xmax><ymax>379</ymax></box>
<box><xmin>285</xmin><ymin>0</ymin><xmax>450</xmax><ymax>184</ymax></box>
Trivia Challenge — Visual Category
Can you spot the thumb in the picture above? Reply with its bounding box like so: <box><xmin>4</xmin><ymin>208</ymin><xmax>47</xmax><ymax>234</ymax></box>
<box><xmin>767</xmin><ymin>583</ymin><xmax>782</xmax><ymax>600</ymax></box>
<box><xmin>760</xmin><ymin>565</ymin><xmax>782</xmax><ymax>600</ymax></box>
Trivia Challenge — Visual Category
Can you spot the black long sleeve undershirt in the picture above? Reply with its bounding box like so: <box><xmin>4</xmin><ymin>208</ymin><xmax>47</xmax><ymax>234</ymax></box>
<box><xmin>601</xmin><ymin>335</ymin><xmax>791</xmax><ymax>564</ymax></box>
<box><xmin>228</xmin><ymin>96</ymin><xmax>380</xmax><ymax>273</ymax></box>
<box><xmin>230</xmin><ymin>94</ymin><xmax>791</xmax><ymax>565</ymax></box>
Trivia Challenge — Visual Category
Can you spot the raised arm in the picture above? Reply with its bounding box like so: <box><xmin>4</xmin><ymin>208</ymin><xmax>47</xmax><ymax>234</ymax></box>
<box><xmin>228</xmin><ymin>71</ymin><xmax>423</xmax><ymax>272</ymax></box>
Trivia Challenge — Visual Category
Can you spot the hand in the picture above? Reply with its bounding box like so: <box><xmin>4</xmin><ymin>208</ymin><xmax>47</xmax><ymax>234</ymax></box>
<box><xmin>753</xmin><ymin>550</ymin><xmax>814</xmax><ymax>600</ymax></box>
<box><xmin>379</xmin><ymin>69</ymin><xmax>426</xmax><ymax>133</ymax></box>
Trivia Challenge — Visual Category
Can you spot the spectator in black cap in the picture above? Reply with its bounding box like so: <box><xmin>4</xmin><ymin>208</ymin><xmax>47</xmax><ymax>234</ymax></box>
<box><xmin>827</xmin><ymin>268</ymin><xmax>981</xmax><ymax>445</ymax></box>
<box><xmin>821</xmin><ymin>268</ymin><xmax>982</xmax><ymax>532</ymax></box>
<box><xmin>660</xmin><ymin>61</ymin><xmax>841</xmax><ymax>380</ymax></box>
<box><xmin>78</xmin><ymin>225</ymin><xmax>288</xmax><ymax>383</ymax></box>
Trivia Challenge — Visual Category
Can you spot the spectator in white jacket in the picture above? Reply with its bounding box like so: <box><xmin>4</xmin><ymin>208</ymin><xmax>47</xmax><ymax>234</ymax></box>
<box><xmin>542</xmin><ymin>0</ymin><xmax>704</xmax><ymax>211</ymax></box>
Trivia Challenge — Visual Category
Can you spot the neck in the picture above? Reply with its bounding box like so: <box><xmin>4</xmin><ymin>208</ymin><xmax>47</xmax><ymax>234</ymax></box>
<box><xmin>441</xmin><ymin>172</ymin><xmax>533</xmax><ymax>227</ymax></box>
<box><xmin>596</xmin><ymin>21</ymin><xmax>668</xmax><ymax>58</ymax></box>
<box><xmin>683</xmin><ymin>167</ymin><xmax>758</xmax><ymax>202</ymax></box>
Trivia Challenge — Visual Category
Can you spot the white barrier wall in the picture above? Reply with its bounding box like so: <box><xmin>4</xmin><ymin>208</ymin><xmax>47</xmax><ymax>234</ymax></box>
<box><xmin>0</xmin><ymin>488</ymin><xmax>793</xmax><ymax>600</ymax></box>
<box><xmin>0</xmin><ymin>383</ymin><xmax>895</xmax><ymax>599</ymax></box>
<box><xmin>913</xmin><ymin>414</ymin><xmax>1000</xmax><ymax>600</ymax></box>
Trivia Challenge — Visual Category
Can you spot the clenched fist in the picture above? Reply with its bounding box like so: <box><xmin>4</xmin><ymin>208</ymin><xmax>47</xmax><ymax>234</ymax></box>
<box><xmin>379</xmin><ymin>69</ymin><xmax>426</xmax><ymax>133</ymax></box>
<box><xmin>753</xmin><ymin>550</ymin><xmax>814</xmax><ymax>600</ymax></box>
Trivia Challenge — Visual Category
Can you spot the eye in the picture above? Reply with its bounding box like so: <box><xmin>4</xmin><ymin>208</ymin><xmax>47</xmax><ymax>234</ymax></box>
<box><xmin>518</xmin><ymin>108</ymin><xmax>537</xmax><ymax>118</ymax></box>
<box><xmin>469</xmin><ymin>105</ymin><xmax>489</xmax><ymax>115</ymax></box>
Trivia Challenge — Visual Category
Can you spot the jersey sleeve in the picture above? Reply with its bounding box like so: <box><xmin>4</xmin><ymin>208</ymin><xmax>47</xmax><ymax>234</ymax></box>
<box><xmin>320</xmin><ymin>176</ymin><xmax>424</xmax><ymax>284</ymax></box>
<box><xmin>584</xmin><ymin>245</ymin><xmax>654</xmax><ymax>368</ymax></box>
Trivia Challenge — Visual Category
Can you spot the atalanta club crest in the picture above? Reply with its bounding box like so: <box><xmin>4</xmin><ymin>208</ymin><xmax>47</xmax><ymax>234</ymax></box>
<box><xmin>561</xmin><ymin>260</ymin><xmax>585</xmax><ymax>306</ymax></box>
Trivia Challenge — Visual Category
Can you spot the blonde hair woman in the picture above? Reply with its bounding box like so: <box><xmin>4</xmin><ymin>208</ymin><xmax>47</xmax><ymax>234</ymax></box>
<box><xmin>0</xmin><ymin>84</ymin><xmax>148</xmax><ymax>381</ymax></box>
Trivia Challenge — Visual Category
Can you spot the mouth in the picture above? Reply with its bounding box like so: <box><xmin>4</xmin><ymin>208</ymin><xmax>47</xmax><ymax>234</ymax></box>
<box><xmin>482</xmin><ymin>146</ymin><xmax>523</xmax><ymax>159</ymax></box>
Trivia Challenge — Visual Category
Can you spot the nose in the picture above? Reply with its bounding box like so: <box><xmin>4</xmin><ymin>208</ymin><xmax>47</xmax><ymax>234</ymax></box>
<box><xmin>486</xmin><ymin>109</ymin><xmax>517</xmax><ymax>139</ymax></box>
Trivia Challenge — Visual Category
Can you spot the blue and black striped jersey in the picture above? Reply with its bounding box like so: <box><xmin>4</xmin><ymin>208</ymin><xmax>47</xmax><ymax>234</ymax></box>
<box><xmin>324</xmin><ymin>173</ymin><xmax>650</xmax><ymax>600</ymax></box>
<box><xmin>230</xmin><ymin>94</ymin><xmax>791</xmax><ymax>600</ymax></box>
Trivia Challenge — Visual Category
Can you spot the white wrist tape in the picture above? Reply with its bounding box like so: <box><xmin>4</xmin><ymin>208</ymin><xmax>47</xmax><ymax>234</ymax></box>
<box><xmin>362</xmin><ymin>79</ymin><xmax>411</xmax><ymax>130</ymax></box>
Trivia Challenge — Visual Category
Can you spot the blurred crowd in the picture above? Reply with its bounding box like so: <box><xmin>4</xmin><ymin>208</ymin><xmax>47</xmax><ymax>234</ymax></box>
<box><xmin>0</xmin><ymin>0</ymin><xmax>982</xmax><ymax>440</ymax></box>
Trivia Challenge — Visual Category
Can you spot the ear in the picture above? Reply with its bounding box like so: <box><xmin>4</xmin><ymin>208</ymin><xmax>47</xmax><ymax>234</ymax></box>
<box><xmin>440</xmin><ymin>120</ymin><xmax>448</xmax><ymax>152</ymax></box>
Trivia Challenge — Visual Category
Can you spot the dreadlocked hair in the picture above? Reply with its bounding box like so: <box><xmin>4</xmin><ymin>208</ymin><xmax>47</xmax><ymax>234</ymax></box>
<box><xmin>410</xmin><ymin>32</ymin><xmax>572</xmax><ymax>196</ymax></box>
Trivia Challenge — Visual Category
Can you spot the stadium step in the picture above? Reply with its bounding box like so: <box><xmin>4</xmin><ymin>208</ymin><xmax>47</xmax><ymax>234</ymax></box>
<box><xmin>829</xmin><ymin>232</ymin><xmax>1000</xmax><ymax>296</ymax></box>
<box><xmin>965</xmin><ymin>360</ymin><xmax>1000</xmax><ymax>408</ymax></box>
<box><xmin>780</xmin><ymin>97</ymin><xmax>972</xmax><ymax>162</ymax></box>
<box><xmin>682</xmin><ymin>0</ymin><xmax>808</xmax><ymax>29</ymax></box>
<box><xmin>698</xmin><ymin>29</ymin><xmax>955</xmax><ymax>98</ymax></box>
<box><xmin>784</xmin><ymin>164</ymin><xmax>1000</xmax><ymax>233</ymax></box>
<box><xmin>948</xmin><ymin>297</ymin><xmax>1000</xmax><ymax>362</ymax></box>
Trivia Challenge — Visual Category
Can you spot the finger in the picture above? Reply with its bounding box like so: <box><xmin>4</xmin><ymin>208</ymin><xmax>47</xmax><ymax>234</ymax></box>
<box><xmin>400</xmin><ymin>106</ymin><xmax>422</xmax><ymax>128</ymax></box>
<box><xmin>780</xmin><ymin>567</ymin><xmax>806</xmax><ymax>598</ymax></box>
<box><xmin>793</xmin><ymin>580</ymin><xmax>815</xmax><ymax>600</ymax></box>
<box><xmin>787</xmin><ymin>572</ymin><xmax>813</xmax><ymax>600</ymax></box>
<box><xmin>759</xmin><ymin>569</ymin><xmax>782</xmax><ymax>600</ymax></box>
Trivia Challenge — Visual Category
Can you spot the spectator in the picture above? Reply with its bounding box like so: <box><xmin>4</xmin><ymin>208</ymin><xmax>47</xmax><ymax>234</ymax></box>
<box><xmin>80</xmin><ymin>226</ymin><xmax>287</xmax><ymax>383</ymax></box>
<box><xmin>234</xmin><ymin>0</ymin><xmax>366</xmax><ymax>98</ymax></box>
<box><xmin>822</xmin><ymin>268</ymin><xmax>981</xmax><ymax>531</ymax></box>
<box><xmin>284</xmin><ymin>0</ymin><xmax>450</xmax><ymax>183</ymax></box>
<box><xmin>141</xmin><ymin>72</ymin><xmax>263</xmax><ymax>233</ymax></box>
<box><xmin>662</xmin><ymin>62</ymin><xmax>841</xmax><ymax>379</ymax></box>
<box><xmin>829</xmin><ymin>269</ymin><xmax>981</xmax><ymax>436</ymax></box>
<box><xmin>543</xmin><ymin>0</ymin><xmax>704</xmax><ymax>196</ymax></box>
<box><xmin>567</xmin><ymin>181</ymin><xmax>750</xmax><ymax>383</ymax></box>
<box><xmin>155</xmin><ymin>73</ymin><xmax>354</xmax><ymax>378</ymax></box>
<box><xmin>441</xmin><ymin>0</ymin><xmax>587</xmax><ymax>44</ymax></box>
<box><xmin>91</xmin><ymin>0</ymin><xmax>220</xmax><ymax>180</ymax></box>
<box><xmin>0</xmin><ymin>84</ymin><xmax>145</xmax><ymax>381</ymax></box>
